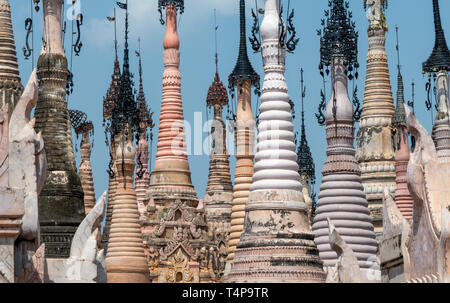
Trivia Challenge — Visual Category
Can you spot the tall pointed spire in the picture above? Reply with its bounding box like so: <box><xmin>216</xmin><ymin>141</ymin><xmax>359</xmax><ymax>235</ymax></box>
<box><xmin>423</xmin><ymin>0</ymin><xmax>450</xmax><ymax>73</ymax></box>
<box><xmin>228</xmin><ymin>0</ymin><xmax>326</xmax><ymax>283</ymax></box>
<box><xmin>34</xmin><ymin>0</ymin><xmax>85</xmax><ymax>258</ymax></box>
<box><xmin>105</xmin><ymin>0</ymin><xmax>149</xmax><ymax>283</ymax></box>
<box><xmin>0</xmin><ymin>0</ymin><xmax>23</xmax><ymax>119</ymax></box>
<box><xmin>297</xmin><ymin>68</ymin><xmax>316</xmax><ymax>220</ymax></box>
<box><xmin>101</xmin><ymin>9</ymin><xmax>122</xmax><ymax>254</ymax></box>
<box><xmin>357</xmin><ymin>0</ymin><xmax>396</xmax><ymax>237</ymax></box>
<box><xmin>225</xmin><ymin>0</ymin><xmax>260</xmax><ymax>272</ymax></box>
<box><xmin>390</xmin><ymin>26</ymin><xmax>413</xmax><ymax>220</ymax></box>
<box><xmin>228</xmin><ymin>0</ymin><xmax>260</xmax><ymax>93</ymax></box>
<box><xmin>135</xmin><ymin>39</ymin><xmax>152</xmax><ymax>218</ymax></box>
<box><xmin>204</xmin><ymin>11</ymin><xmax>233</xmax><ymax>282</ymax></box>
<box><xmin>145</xmin><ymin>1</ymin><xmax>210</xmax><ymax>283</ymax></box>
<box><xmin>313</xmin><ymin>0</ymin><xmax>380</xmax><ymax>282</ymax></box>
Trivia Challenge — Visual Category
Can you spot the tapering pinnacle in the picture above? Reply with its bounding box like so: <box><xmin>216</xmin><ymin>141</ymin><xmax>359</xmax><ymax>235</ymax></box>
<box><xmin>423</xmin><ymin>0</ymin><xmax>450</xmax><ymax>73</ymax></box>
<box><xmin>228</xmin><ymin>0</ymin><xmax>260</xmax><ymax>93</ymax></box>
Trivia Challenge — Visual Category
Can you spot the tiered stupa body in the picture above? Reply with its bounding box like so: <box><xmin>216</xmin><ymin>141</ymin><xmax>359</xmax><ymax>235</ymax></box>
<box><xmin>0</xmin><ymin>0</ymin><xmax>23</xmax><ymax>119</ymax></box>
<box><xmin>204</xmin><ymin>69</ymin><xmax>233</xmax><ymax>281</ymax></box>
<box><xmin>144</xmin><ymin>2</ymin><xmax>209</xmax><ymax>283</ymax></box>
<box><xmin>356</xmin><ymin>0</ymin><xmax>396</xmax><ymax>236</ymax></box>
<box><xmin>225</xmin><ymin>0</ymin><xmax>260</xmax><ymax>270</ymax></box>
<box><xmin>204</xmin><ymin>72</ymin><xmax>233</xmax><ymax>238</ymax></box>
<box><xmin>228</xmin><ymin>0</ymin><xmax>326</xmax><ymax>283</ymax></box>
<box><xmin>105</xmin><ymin>2</ymin><xmax>149</xmax><ymax>282</ymax></box>
<box><xmin>312</xmin><ymin>0</ymin><xmax>380</xmax><ymax>282</ymax></box>
<box><xmin>101</xmin><ymin>54</ymin><xmax>121</xmax><ymax>254</ymax></box>
<box><xmin>423</xmin><ymin>0</ymin><xmax>450</xmax><ymax>164</ymax></box>
<box><xmin>391</xmin><ymin>66</ymin><xmax>413</xmax><ymax>220</ymax></box>
<box><xmin>135</xmin><ymin>53</ymin><xmax>152</xmax><ymax>218</ymax></box>
<box><xmin>34</xmin><ymin>0</ymin><xmax>85</xmax><ymax>258</ymax></box>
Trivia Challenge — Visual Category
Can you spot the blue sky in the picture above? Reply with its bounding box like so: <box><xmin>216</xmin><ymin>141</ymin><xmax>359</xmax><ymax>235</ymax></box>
<box><xmin>9</xmin><ymin>0</ymin><xmax>449</xmax><ymax>201</ymax></box>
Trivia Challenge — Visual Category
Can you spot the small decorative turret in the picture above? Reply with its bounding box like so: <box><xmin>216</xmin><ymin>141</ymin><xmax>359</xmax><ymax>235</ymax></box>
<box><xmin>391</xmin><ymin>26</ymin><xmax>413</xmax><ymax>219</ymax></box>
<box><xmin>297</xmin><ymin>68</ymin><xmax>316</xmax><ymax>221</ymax></box>
<box><xmin>69</xmin><ymin>110</ymin><xmax>96</xmax><ymax>215</ymax></box>
<box><xmin>135</xmin><ymin>42</ymin><xmax>153</xmax><ymax>219</ymax></box>
<box><xmin>101</xmin><ymin>7</ymin><xmax>122</xmax><ymax>254</ymax></box>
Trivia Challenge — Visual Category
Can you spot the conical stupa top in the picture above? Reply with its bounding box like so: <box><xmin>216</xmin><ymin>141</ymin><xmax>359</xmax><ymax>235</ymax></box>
<box><xmin>110</xmin><ymin>1</ymin><xmax>140</xmax><ymax>138</ymax></box>
<box><xmin>207</xmin><ymin>73</ymin><xmax>228</xmax><ymax>109</ymax></box>
<box><xmin>392</xmin><ymin>27</ymin><xmax>406</xmax><ymax>127</ymax></box>
<box><xmin>228</xmin><ymin>0</ymin><xmax>260</xmax><ymax>92</ymax></box>
<box><xmin>0</xmin><ymin>0</ymin><xmax>20</xmax><ymax>80</ymax></box>
<box><xmin>297</xmin><ymin>70</ymin><xmax>315</xmax><ymax>184</ymax></box>
<box><xmin>423</xmin><ymin>0</ymin><xmax>450</xmax><ymax>73</ymax></box>
<box><xmin>136</xmin><ymin>47</ymin><xmax>151</xmax><ymax>130</ymax></box>
<box><xmin>392</xmin><ymin>68</ymin><xmax>406</xmax><ymax>127</ymax></box>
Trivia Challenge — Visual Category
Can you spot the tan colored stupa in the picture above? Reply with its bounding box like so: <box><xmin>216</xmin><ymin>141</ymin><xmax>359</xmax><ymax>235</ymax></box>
<box><xmin>225</xmin><ymin>0</ymin><xmax>260</xmax><ymax>274</ymax></box>
<box><xmin>356</xmin><ymin>0</ymin><xmax>396</xmax><ymax>237</ymax></box>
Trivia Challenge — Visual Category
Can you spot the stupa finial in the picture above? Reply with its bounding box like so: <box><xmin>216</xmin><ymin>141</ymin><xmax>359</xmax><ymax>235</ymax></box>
<box><xmin>423</xmin><ymin>0</ymin><xmax>450</xmax><ymax>73</ymax></box>
<box><xmin>109</xmin><ymin>0</ymin><xmax>141</xmax><ymax>143</ymax></box>
<box><xmin>392</xmin><ymin>25</ymin><xmax>406</xmax><ymax>128</ymax></box>
<box><xmin>297</xmin><ymin>68</ymin><xmax>315</xmax><ymax>185</ymax></box>
<box><xmin>228</xmin><ymin>0</ymin><xmax>260</xmax><ymax>96</ymax></box>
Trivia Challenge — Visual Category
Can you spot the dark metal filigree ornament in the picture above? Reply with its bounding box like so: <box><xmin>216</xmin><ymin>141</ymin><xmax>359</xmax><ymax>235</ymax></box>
<box><xmin>158</xmin><ymin>0</ymin><xmax>184</xmax><ymax>25</ymax></box>
<box><xmin>34</xmin><ymin>0</ymin><xmax>40</xmax><ymax>12</ymax></box>
<box><xmin>23</xmin><ymin>18</ymin><xmax>33</xmax><ymax>60</ymax></box>
<box><xmin>249</xmin><ymin>8</ymin><xmax>262</xmax><ymax>53</ymax></box>
<box><xmin>229</xmin><ymin>0</ymin><xmax>260</xmax><ymax>99</ymax></box>
<box><xmin>316</xmin><ymin>0</ymin><xmax>360</xmax><ymax>124</ymax></box>
<box><xmin>107</xmin><ymin>1</ymin><xmax>143</xmax><ymax>179</ymax></box>
<box><xmin>73</xmin><ymin>13</ymin><xmax>84</xmax><ymax>56</ymax></box>
<box><xmin>280</xmin><ymin>6</ymin><xmax>299</xmax><ymax>54</ymax></box>
<box><xmin>297</xmin><ymin>69</ymin><xmax>316</xmax><ymax>192</ymax></box>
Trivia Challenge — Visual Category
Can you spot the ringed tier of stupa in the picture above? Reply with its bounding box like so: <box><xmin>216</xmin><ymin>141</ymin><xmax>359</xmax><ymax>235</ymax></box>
<box><xmin>356</xmin><ymin>0</ymin><xmax>396</xmax><ymax>237</ymax></box>
<box><xmin>33</xmin><ymin>0</ymin><xmax>85</xmax><ymax>258</ymax></box>
<box><xmin>312</xmin><ymin>0</ymin><xmax>380</xmax><ymax>282</ymax></box>
<box><xmin>228</xmin><ymin>0</ymin><xmax>326</xmax><ymax>283</ymax></box>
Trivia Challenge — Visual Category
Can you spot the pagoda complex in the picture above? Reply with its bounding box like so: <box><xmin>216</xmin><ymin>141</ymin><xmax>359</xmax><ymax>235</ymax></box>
<box><xmin>0</xmin><ymin>0</ymin><xmax>23</xmax><ymax>120</ymax></box>
<box><xmin>356</xmin><ymin>0</ymin><xmax>396</xmax><ymax>236</ymax></box>
<box><xmin>225</xmin><ymin>0</ymin><xmax>260</xmax><ymax>274</ymax></box>
<box><xmin>297</xmin><ymin>69</ymin><xmax>316</xmax><ymax>221</ymax></box>
<box><xmin>104</xmin><ymin>0</ymin><xmax>149</xmax><ymax>283</ymax></box>
<box><xmin>312</xmin><ymin>0</ymin><xmax>380</xmax><ymax>282</ymax></box>
<box><xmin>423</xmin><ymin>0</ymin><xmax>450</xmax><ymax>164</ymax></box>
<box><xmin>69</xmin><ymin>110</ymin><xmax>96</xmax><ymax>215</ymax></box>
<box><xmin>33</xmin><ymin>0</ymin><xmax>85</xmax><ymax>258</ymax></box>
<box><xmin>228</xmin><ymin>0</ymin><xmax>326</xmax><ymax>283</ymax></box>
<box><xmin>101</xmin><ymin>9</ymin><xmax>121</xmax><ymax>253</ymax></box>
<box><xmin>144</xmin><ymin>0</ymin><xmax>209</xmax><ymax>283</ymax></box>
